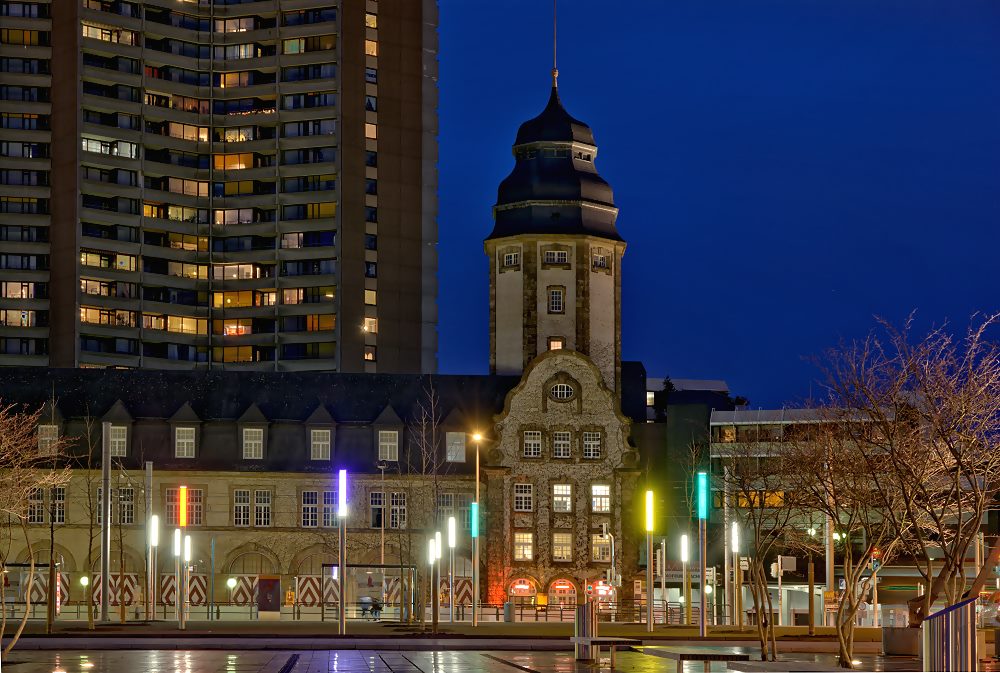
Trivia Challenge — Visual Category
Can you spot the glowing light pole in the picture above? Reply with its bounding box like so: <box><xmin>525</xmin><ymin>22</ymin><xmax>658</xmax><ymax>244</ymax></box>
<box><xmin>226</xmin><ymin>577</ymin><xmax>236</xmax><ymax>606</ymax></box>
<box><xmin>337</xmin><ymin>469</ymin><xmax>348</xmax><ymax>635</ymax></box>
<box><xmin>471</xmin><ymin>431</ymin><xmax>482</xmax><ymax>626</ymax></box>
<box><xmin>183</xmin><ymin>534</ymin><xmax>191</xmax><ymax>629</ymax></box>
<box><xmin>697</xmin><ymin>471</ymin><xmax>709</xmax><ymax>637</ymax></box>
<box><xmin>447</xmin><ymin>516</ymin><xmax>456</xmax><ymax>623</ymax></box>
<box><xmin>645</xmin><ymin>490</ymin><xmax>654</xmax><ymax>632</ymax></box>
<box><xmin>681</xmin><ymin>534</ymin><xmax>691</xmax><ymax>626</ymax></box>
<box><xmin>428</xmin><ymin>535</ymin><xmax>439</xmax><ymax>632</ymax></box>
<box><xmin>148</xmin><ymin>514</ymin><xmax>159</xmax><ymax>621</ymax></box>
<box><xmin>732</xmin><ymin>521</ymin><xmax>742</xmax><ymax>630</ymax></box>
<box><xmin>173</xmin><ymin>527</ymin><xmax>182</xmax><ymax>629</ymax></box>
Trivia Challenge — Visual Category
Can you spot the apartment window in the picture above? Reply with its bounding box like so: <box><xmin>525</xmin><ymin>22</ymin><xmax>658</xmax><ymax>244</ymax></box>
<box><xmin>591</xmin><ymin>484</ymin><xmax>611</xmax><ymax>513</ymax></box>
<box><xmin>254</xmin><ymin>490</ymin><xmax>272</xmax><ymax>527</ymax></box>
<box><xmin>513</xmin><ymin>483</ymin><xmax>533</xmax><ymax>512</ymax></box>
<box><xmin>522</xmin><ymin>431</ymin><xmax>541</xmax><ymax>458</ymax></box>
<box><xmin>118</xmin><ymin>487</ymin><xmax>134</xmax><ymax>525</ymax></box>
<box><xmin>390</xmin><ymin>492</ymin><xmax>406</xmax><ymax>529</ymax></box>
<box><xmin>548</xmin><ymin>288</ymin><xmax>564</xmax><ymax>314</ymax></box>
<box><xmin>234</xmin><ymin>490</ymin><xmax>250</xmax><ymax>527</ymax></box>
<box><xmin>310</xmin><ymin>429</ymin><xmax>331</xmax><ymax>460</ymax></box>
<box><xmin>552</xmin><ymin>484</ymin><xmax>572</xmax><ymax>513</ymax></box>
<box><xmin>365</xmin><ymin>290</ymin><xmax>377</xmax><ymax>305</ymax></box>
<box><xmin>364</xmin><ymin>346</ymin><xmax>378</xmax><ymax>362</ymax></box>
<box><xmin>365</xmin><ymin>123</ymin><xmax>377</xmax><ymax>139</ymax></box>
<box><xmin>513</xmin><ymin>532</ymin><xmax>534</xmax><ymax>561</ymax></box>
<box><xmin>446</xmin><ymin>432</ymin><xmax>466</xmax><ymax>462</ymax></box>
<box><xmin>502</xmin><ymin>251</ymin><xmax>520</xmax><ymax>267</ymax></box>
<box><xmin>365</xmin><ymin>13</ymin><xmax>377</xmax><ymax>28</ymax></box>
<box><xmin>378</xmin><ymin>430</ymin><xmax>398</xmax><ymax>462</ymax></box>
<box><xmin>161</xmin><ymin>427</ymin><xmax>190</xmax><ymax>461</ymax></box>
<box><xmin>365</xmin><ymin>39</ymin><xmax>378</xmax><ymax>57</ymax></box>
<box><xmin>51</xmin><ymin>487</ymin><xmax>65</xmax><ymax>524</ymax></box>
<box><xmin>38</xmin><ymin>424</ymin><xmax>58</xmax><ymax>456</ymax></box>
<box><xmin>166</xmin><ymin>488</ymin><xmax>203</xmax><ymax>526</ymax></box>
<box><xmin>302</xmin><ymin>491</ymin><xmax>318</xmax><ymax>528</ymax></box>
<box><xmin>548</xmin><ymin>337</ymin><xmax>565</xmax><ymax>351</ymax></box>
<box><xmin>370</xmin><ymin>491</ymin><xmax>384</xmax><ymax>528</ymax></box>
<box><xmin>242</xmin><ymin>428</ymin><xmax>263</xmax><ymax>459</ymax></box>
<box><xmin>592</xmin><ymin>534</ymin><xmax>612</xmax><ymax>562</ymax></box>
<box><xmin>28</xmin><ymin>489</ymin><xmax>44</xmax><ymax>524</ymax></box>
<box><xmin>322</xmin><ymin>490</ymin><xmax>337</xmax><ymax>527</ymax></box>
<box><xmin>583</xmin><ymin>431</ymin><xmax>603</xmax><ymax>459</ymax></box>
<box><xmin>363</xmin><ymin>317</ymin><xmax>378</xmax><ymax>333</ymax></box>
<box><xmin>365</xmin><ymin>67</ymin><xmax>377</xmax><ymax>84</ymax></box>
<box><xmin>544</xmin><ymin>250</ymin><xmax>569</xmax><ymax>264</ymax></box>
<box><xmin>646</xmin><ymin>391</ymin><xmax>656</xmax><ymax>407</ymax></box>
<box><xmin>365</xmin><ymin>262</ymin><xmax>377</xmax><ymax>278</ymax></box>
<box><xmin>552</xmin><ymin>532</ymin><xmax>572</xmax><ymax>562</ymax></box>
<box><xmin>109</xmin><ymin>425</ymin><xmax>127</xmax><ymax>457</ymax></box>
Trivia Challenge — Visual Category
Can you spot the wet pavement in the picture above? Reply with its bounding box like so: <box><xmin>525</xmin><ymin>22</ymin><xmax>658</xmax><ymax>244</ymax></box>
<box><xmin>1</xmin><ymin>649</ymin><xmax>921</xmax><ymax>673</ymax></box>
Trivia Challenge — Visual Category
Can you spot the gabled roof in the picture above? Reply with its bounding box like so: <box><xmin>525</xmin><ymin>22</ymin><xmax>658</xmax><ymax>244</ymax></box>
<box><xmin>372</xmin><ymin>405</ymin><xmax>403</xmax><ymax>426</ymax></box>
<box><xmin>102</xmin><ymin>399</ymin><xmax>132</xmax><ymax>423</ymax></box>
<box><xmin>168</xmin><ymin>402</ymin><xmax>201</xmax><ymax>424</ymax></box>
<box><xmin>238</xmin><ymin>403</ymin><xmax>268</xmax><ymax>424</ymax></box>
<box><xmin>304</xmin><ymin>405</ymin><xmax>335</xmax><ymax>426</ymax></box>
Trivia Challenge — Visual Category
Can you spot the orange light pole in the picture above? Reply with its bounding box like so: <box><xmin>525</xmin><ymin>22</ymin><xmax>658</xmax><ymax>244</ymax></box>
<box><xmin>177</xmin><ymin>486</ymin><xmax>188</xmax><ymax>629</ymax></box>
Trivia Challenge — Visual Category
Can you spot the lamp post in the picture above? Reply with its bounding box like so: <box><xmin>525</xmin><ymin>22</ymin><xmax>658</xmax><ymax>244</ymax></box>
<box><xmin>434</xmin><ymin>530</ymin><xmax>442</xmax><ymax>623</ymax></box>
<box><xmin>182</xmin><ymin>534</ymin><xmax>191</xmax><ymax>630</ymax></box>
<box><xmin>681</xmin><ymin>534</ymin><xmax>691</xmax><ymax>626</ymax></box>
<box><xmin>173</xmin><ymin>527</ymin><xmax>182</xmax><ymax>629</ymax></box>
<box><xmin>732</xmin><ymin>521</ymin><xmax>742</xmax><ymax>630</ymax></box>
<box><xmin>428</xmin><ymin>535</ymin><xmax>439</xmax><ymax>632</ymax></box>
<box><xmin>645</xmin><ymin>490</ymin><xmax>654</xmax><ymax>632</ymax></box>
<box><xmin>148</xmin><ymin>514</ymin><xmax>159</xmax><ymax>622</ymax></box>
<box><xmin>377</xmin><ymin>459</ymin><xmax>388</xmax><ymax>610</ymax></box>
<box><xmin>471</xmin><ymin>431</ymin><xmax>482</xmax><ymax>627</ymax></box>
<box><xmin>337</xmin><ymin>469</ymin><xmax>348</xmax><ymax>635</ymax></box>
<box><xmin>226</xmin><ymin>577</ymin><xmax>236</xmax><ymax>607</ymax></box>
<box><xmin>447</xmin><ymin>516</ymin><xmax>456</xmax><ymax>623</ymax></box>
<box><xmin>696</xmin><ymin>471</ymin><xmax>708</xmax><ymax>637</ymax></box>
<box><xmin>659</xmin><ymin>538</ymin><xmax>666</xmax><ymax>624</ymax></box>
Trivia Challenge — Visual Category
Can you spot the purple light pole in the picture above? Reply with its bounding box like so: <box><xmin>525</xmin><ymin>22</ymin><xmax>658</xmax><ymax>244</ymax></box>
<box><xmin>338</xmin><ymin>468</ymin><xmax>348</xmax><ymax>635</ymax></box>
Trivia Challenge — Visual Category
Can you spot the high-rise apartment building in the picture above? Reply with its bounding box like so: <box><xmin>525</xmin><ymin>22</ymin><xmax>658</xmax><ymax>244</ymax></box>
<box><xmin>0</xmin><ymin>0</ymin><xmax>438</xmax><ymax>373</ymax></box>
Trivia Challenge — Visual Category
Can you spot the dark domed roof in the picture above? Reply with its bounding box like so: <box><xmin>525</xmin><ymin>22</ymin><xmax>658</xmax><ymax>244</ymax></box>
<box><xmin>488</xmin><ymin>85</ymin><xmax>622</xmax><ymax>243</ymax></box>
<box><xmin>515</xmin><ymin>87</ymin><xmax>595</xmax><ymax>146</ymax></box>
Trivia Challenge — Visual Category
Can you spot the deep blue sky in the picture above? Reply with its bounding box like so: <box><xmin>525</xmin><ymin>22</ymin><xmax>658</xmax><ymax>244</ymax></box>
<box><xmin>435</xmin><ymin>0</ymin><xmax>1000</xmax><ymax>407</ymax></box>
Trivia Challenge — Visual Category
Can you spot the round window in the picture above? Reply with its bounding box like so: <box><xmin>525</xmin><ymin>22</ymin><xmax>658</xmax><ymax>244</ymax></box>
<box><xmin>550</xmin><ymin>383</ymin><xmax>574</xmax><ymax>401</ymax></box>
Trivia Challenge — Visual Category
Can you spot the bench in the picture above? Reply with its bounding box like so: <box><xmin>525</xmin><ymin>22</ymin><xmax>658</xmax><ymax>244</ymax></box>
<box><xmin>727</xmin><ymin>661</ymin><xmax>834</xmax><ymax>672</ymax></box>
<box><xmin>638</xmin><ymin>645</ymin><xmax>752</xmax><ymax>673</ymax></box>
<box><xmin>570</xmin><ymin>637</ymin><xmax>642</xmax><ymax>668</ymax></box>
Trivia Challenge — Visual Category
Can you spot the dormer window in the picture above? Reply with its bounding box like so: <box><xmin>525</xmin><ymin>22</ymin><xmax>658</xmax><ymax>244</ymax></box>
<box><xmin>544</xmin><ymin>250</ymin><xmax>568</xmax><ymax>264</ymax></box>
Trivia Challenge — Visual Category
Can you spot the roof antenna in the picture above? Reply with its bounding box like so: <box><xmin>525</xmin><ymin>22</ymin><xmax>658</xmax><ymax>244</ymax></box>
<box><xmin>551</xmin><ymin>0</ymin><xmax>558</xmax><ymax>88</ymax></box>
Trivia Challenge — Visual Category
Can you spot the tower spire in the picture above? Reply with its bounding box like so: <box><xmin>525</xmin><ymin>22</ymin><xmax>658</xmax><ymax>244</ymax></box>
<box><xmin>552</xmin><ymin>0</ymin><xmax>558</xmax><ymax>87</ymax></box>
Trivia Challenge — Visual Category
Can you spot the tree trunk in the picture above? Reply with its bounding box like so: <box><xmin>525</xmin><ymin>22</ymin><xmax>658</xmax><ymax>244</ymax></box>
<box><xmin>3</xmin><ymin>520</ymin><xmax>35</xmax><ymax>658</ymax></box>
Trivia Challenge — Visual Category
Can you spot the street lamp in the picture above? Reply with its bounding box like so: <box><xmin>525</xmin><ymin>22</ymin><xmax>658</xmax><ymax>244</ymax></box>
<box><xmin>337</xmin><ymin>469</ymin><xmax>348</xmax><ymax>636</ymax></box>
<box><xmin>428</xmin><ymin>535</ymin><xmax>439</xmax><ymax>632</ymax></box>
<box><xmin>731</xmin><ymin>521</ymin><xmax>742</xmax><ymax>629</ymax></box>
<box><xmin>447</xmin><ymin>516</ymin><xmax>456</xmax><ymax>624</ymax></box>
<box><xmin>681</xmin><ymin>534</ymin><xmax>691</xmax><ymax>626</ymax></box>
<box><xmin>696</xmin><ymin>471</ymin><xmax>709</xmax><ymax>637</ymax></box>
<box><xmin>226</xmin><ymin>577</ymin><xmax>236</xmax><ymax>606</ymax></box>
<box><xmin>645</xmin><ymin>490</ymin><xmax>654</xmax><ymax>632</ymax></box>
<box><xmin>182</xmin><ymin>535</ymin><xmax>191</xmax><ymax>630</ymax></box>
<box><xmin>173</xmin><ymin>527</ymin><xmax>182</xmax><ymax>629</ymax></box>
<box><xmin>471</xmin><ymin>431</ymin><xmax>483</xmax><ymax>627</ymax></box>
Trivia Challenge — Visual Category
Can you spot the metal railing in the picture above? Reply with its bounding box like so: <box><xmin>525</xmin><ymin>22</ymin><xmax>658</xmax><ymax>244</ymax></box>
<box><xmin>922</xmin><ymin>595</ymin><xmax>977</xmax><ymax>672</ymax></box>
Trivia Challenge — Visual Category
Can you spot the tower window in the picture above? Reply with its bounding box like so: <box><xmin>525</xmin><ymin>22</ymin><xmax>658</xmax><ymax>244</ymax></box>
<box><xmin>544</xmin><ymin>250</ymin><xmax>569</xmax><ymax>264</ymax></box>
<box><xmin>592</xmin><ymin>252</ymin><xmax>609</xmax><ymax>270</ymax></box>
<box><xmin>547</xmin><ymin>337</ymin><xmax>564</xmax><ymax>351</ymax></box>
<box><xmin>502</xmin><ymin>251</ymin><xmax>520</xmax><ymax>268</ymax></box>
<box><xmin>547</xmin><ymin>287</ymin><xmax>565</xmax><ymax>314</ymax></box>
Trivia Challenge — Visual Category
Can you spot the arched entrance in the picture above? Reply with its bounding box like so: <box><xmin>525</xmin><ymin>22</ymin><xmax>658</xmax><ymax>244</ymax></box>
<box><xmin>508</xmin><ymin>577</ymin><xmax>537</xmax><ymax>606</ymax></box>
<box><xmin>548</xmin><ymin>578</ymin><xmax>577</xmax><ymax>607</ymax></box>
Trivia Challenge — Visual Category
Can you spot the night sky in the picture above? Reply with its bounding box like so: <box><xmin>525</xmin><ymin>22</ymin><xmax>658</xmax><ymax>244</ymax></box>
<box><xmin>435</xmin><ymin>0</ymin><xmax>1000</xmax><ymax>407</ymax></box>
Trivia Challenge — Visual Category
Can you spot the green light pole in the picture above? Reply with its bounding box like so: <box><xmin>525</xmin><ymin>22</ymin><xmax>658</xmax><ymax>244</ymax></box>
<box><xmin>697</xmin><ymin>471</ymin><xmax>708</xmax><ymax>637</ymax></box>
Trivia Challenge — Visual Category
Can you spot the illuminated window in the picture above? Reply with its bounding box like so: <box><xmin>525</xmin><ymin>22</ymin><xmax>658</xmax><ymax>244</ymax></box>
<box><xmin>591</xmin><ymin>484</ymin><xmax>611</xmax><ymax>513</ymax></box>
<box><xmin>592</xmin><ymin>534</ymin><xmax>611</xmax><ymax>562</ymax></box>
<box><xmin>523</xmin><ymin>431</ymin><xmax>541</xmax><ymax>458</ymax></box>
<box><xmin>307</xmin><ymin>314</ymin><xmax>335</xmax><ymax>331</ymax></box>
<box><xmin>365</xmin><ymin>39</ymin><xmax>378</xmax><ymax>57</ymax></box>
<box><xmin>109</xmin><ymin>425</ymin><xmax>127</xmax><ymax>457</ymax></box>
<box><xmin>378</xmin><ymin>430</ymin><xmax>398</xmax><ymax>462</ymax></box>
<box><xmin>365</xmin><ymin>123</ymin><xmax>377</xmax><ymax>139</ymax></box>
<box><xmin>552</xmin><ymin>431</ymin><xmax>571</xmax><ymax>458</ymax></box>
<box><xmin>364</xmin><ymin>345</ymin><xmax>377</xmax><ymax>362</ymax></box>
<box><xmin>646</xmin><ymin>391</ymin><xmax>655</xmax><ymax>406</ymax></box>
<box><xmin>552</xmin><ymin>533</ymin><xmax>572</xmax><ymax>561</ymax></box>
<box><xmin>242</xmin><ymin>428</ymin><xmax>263</xmax><ymax>459</ymax></box>
<box><xmin>364</xmin><ymin>289</ymin><xmax>377</xmax><ymax>305</ymax></box>
<box><xmin>175</xmin><ymin>427</ymin><xmax>195</xmax><ymax>458</ymax></box>
<box><xmin>514</xmin><ymin>532</ymin><xmax>533</xmax><ymax>561</ymax></box>
<box><xmin>552</xmin><ymin>484</ymin><xmax>572</xmax><ymax>513</ymax></box>
<box><xmin>310</xmin><ymin>429</ymin><xmax>331</xmax><ymax>460</ymax></box>
<box><xmin>213</xmin><ymin>153</ymin><xmax>253</xmax><ymax>170</ymax></box>
<box><xmin>548</xmin><ymin>337</ymin><xmax>565</xmax><ymax>351</ymax></box>
<box><xmin>365</xmin><ymin>13</ymin><xmax>377</xmax><ymax>28</ymax></box>
<box><xmin>363</xmin><ymin>317</ymin><xmax>377</xmax><ymax>333</ymax></box>
<box><xmin>513</xmin><ymin>483</ymin><xmax>533</xmax><ymax>512</ymax></box>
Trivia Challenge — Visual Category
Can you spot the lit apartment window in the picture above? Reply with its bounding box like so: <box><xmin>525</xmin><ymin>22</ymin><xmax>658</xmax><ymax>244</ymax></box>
<box><xmin>522</xmin><ymin>431</ymin><xmax>541</xmax><ymax>458</ymax></box>
<box><xmin>364</xmin><ymin>290</ymin><xmax>377</xmax><ymax>305</ymax></box>
<box><xmin>109</xmin><ymin>425</ymin><xmax>127</xmax><ymax>457</ymax></box>
<box><xmin>514</xmin><ymin>532</ymin><xmax>533</xmax><ymax>561</ymax></box>
<box><xmin>363</xmin><ymin>317</ymin><xmax>378</xmax><ymax>333</ymax></box>
<box><xmin>364</xmin><ymin>346</ymin><xmax>377</xmax><ymax>362</ymax></box>
<box><xmin>547</xmin><ymin>288</ymin><xmax>564</xmax><ymax>314</ymax></box>
<box><xmin>552</xmin><ymin>431</ymin><xmax>571</xmax><ymax>458</ymax></box>
<box><xmin>548</xmin><ymin>337</ymin><xmax>565</xmax><ymax>351</ymax></box>
<box><xmin>38</xmin><ymin>424</ymin><xmax>58</xmax><ymax>456</ymax></box>
<box><xmin>302</xmin><ymin>491</ymin><xmax>318</xmax><ymax>527</ymax></box>
<box><xmin>365</xmin><ymin>123</ymin><xmax>377</xmax><ymax>139</ymax></box>
<box><xmin>310</xmin><ymin>429</ymin><xmax>331</xmax><ymax>460</ymax></box>
<box><xmin>552</xmin><ymin>533</ymin><xmax>572</xmax><ymax>562</ymax></box>
<box><xmin>646</xmin><ymin>391</ymin><xmax>655</xmax><ymax>406</ymax></box>
<box><xmin>513</xmin><ymin>483</ymin><xmax>533</xmax><ymax>512</ymax></box>
<box><xmin>175</xmin><ymin>427</ymin><xmax>195</xmax><ymax>458</ymax></box>
<box><xmin>591</xmin><ymin>484</ymin><xmax>611</xmax><ymax>513</ymax></box>
<box><xmin>365</xmin><ymin>40</ymin><xmax>378</xmax><ymax>57</ymax></box>
<box><xmin>242</xmin><ymin>428</ymin><xmax>263</xmax><ymax>459</ymax></box>
<box><xmin>592</xmin><ymin>534</ymin><xmax>611</xmax><ymax>562</ymax></box>
<box><xmin>445</xmin><ymin>432</ymin><xmax>466</xmax><ymax>462</ymax></box>
<box><xmin>583</xmin><ymin>431</ymin><xmax>602</xmax><ymax>459</ymax></box>
<box><xmin>365</xmin><ymin>13</ymin><xmax>377</xmax><ymax>28</ymax></box>
<box><xmin>552</xmin><ymin>484</ymin><xmax>572</xmax><ymax>513</ymax></box>
<box><xmin>378</xmin><ymin>430</ymin><xmax>398</xmax><ymax>462</ymax></box>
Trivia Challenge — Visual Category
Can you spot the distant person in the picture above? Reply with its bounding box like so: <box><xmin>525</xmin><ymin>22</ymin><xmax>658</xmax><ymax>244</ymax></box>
<box><xmin>371</xmin><ymin>597</ymin><xmax>383</xmax><ymax>621</ymax></box>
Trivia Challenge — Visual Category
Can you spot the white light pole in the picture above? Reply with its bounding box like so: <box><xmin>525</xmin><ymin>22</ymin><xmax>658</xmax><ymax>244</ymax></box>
<box><xmin>148</xmin><ymin>514</ymin><xmax>159</xmax><ymax>622</ymax></box>
<box><xmin>471</xmin><ymin>432</ymin><xmax>482</xmax><ymax>627</ymax></box>
<box><xmin>429</xmin><ymin>535</ymin><xmax>439</xmax><ymax>632</ymax></box>
<box><xmin>681</xmin><ymin>534</ymin><xmax>691</xmax><ymax>626</ymax></box>
<box><xmin>645</xmin><ymin>490</ymin><xmax>654</xmax><ymax>632</ymax></box>
<box><xmin>696</xmin><ymin>471</ymin><xmax>708</xmax><ymax>638</ymax></box>
<box><xmin>183</xmin><ymin>535</ymin><xmax>191</xmax><ymax>629</ymax></box>
<box><xmin>447</xmin><ymin>516</ymin><xmax>456</xmax><ymax>624</ymax></box>
<box><xmin>337</xmin><ymin>469</ymin><xmax>348</xmax><ymax>635</ymax></box>
<box><xmin>173</xmin><ymin>528</ymin><xmax>182</xmax><ymax>629</ymax></box>
<box><xmin>732</xmin><ymin>521</ymin><xmax>742</xmax><ymax>630</ymax></box>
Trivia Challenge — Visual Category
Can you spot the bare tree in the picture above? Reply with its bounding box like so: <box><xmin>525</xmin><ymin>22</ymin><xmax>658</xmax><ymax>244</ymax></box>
<box><xmin>76</xmin><ymin>410</ymin><xmax>103</xmax><ymax>630</ymax></box>
<box><xmin>0</xmin><ymin>402</ymin><xmax>69</xmax><ymax>659</ymax></box>
<box><xmin>717</xmin><ymin>439</ymin><xmax>799</xmax><ymax>661</ymax></box>
<box><xmin>818</xmin><ymin>314</ymin><xmax>1000</xmax><ymax>626</ymax></box>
